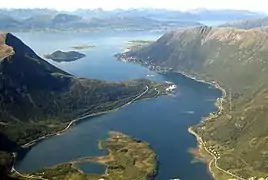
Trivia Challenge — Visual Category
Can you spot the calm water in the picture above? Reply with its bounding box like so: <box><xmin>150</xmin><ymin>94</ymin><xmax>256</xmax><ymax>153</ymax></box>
<box><xmin>76</xmin><ymin>162</ymin><xmax>106</xmax><ymax>175</ymax></box>
<box><xmin>14</xmin><ymin>31</ymin><xmax>221</xmax><ymax>180</ymax></box>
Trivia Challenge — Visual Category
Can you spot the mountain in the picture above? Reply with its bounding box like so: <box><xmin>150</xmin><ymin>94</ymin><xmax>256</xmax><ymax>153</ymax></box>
<box><xmin>0</xmin><ymin>8</ymin><xmax>58</xmax><ymax>20</ymax></box>
<box><xmin>0</xmin><ymin>33</ymin><xmax>156</xmax><ymax>143</ymax></box>
<box><xmin>73</xmin><ymin>8</ymin><xmax>265</xmax><ymax>21</ymax></box>
<box><xmin>23</xmin><ymin>15</ymin><xmax>55</xmax><ymax>29</ymax></box>
<box><xmin>188</xmin><ymin>9</ymin><xmax>264</xmax><ymax>21</ymax></box>
<box><xmin>0</xmin><ymin>14</ymin><xmax>22</xmax><ymax>29</ymax></box>
<box><xmin>0</xmin><ymin>14</ymin><xmax>202</xmax><ymax>32</ymax></box>
<box><xmin>0</xmin><ymin>33</ymin><xmax>163</xmax><ymax>178</ymax></box>
<box><xmin>220</xmin><ymin>16</ymin><xmax>268</xmax><ymax>29</ymax></box>
<box><xmin>1</xmin><ymin>8</ymin><xmax>264</xmax><ymax>32</ymax></box>
<box><xmin>121</xmin><ymin>26</ymin><xmax>268</xmax><ymax>179</ymax></box>
<box><xmin>52</xmin><ymin>14</ymin><xmax>82</xmax><ymax>24</ymax></box>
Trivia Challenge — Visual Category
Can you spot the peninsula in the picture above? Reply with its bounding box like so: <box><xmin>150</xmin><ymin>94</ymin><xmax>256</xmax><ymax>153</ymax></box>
<box><xmin>29</xmin><ymin>131</ymin><xmax>158</xmax><ymax>180</ymax></box>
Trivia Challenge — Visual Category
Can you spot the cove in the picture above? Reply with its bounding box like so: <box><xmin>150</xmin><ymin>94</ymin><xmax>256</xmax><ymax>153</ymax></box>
<box><xmin>14</xmin><ymin>31</ymin><xmax>221</xmax><ymax>180</ymax></box>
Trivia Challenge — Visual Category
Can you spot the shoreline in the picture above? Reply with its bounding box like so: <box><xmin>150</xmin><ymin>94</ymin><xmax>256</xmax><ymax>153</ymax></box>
<box><xmin>182</xmin><ymin>71</ymin><xmax>247</xmax><ymax>180</ymax></box>
<box><xmin>116</xmin><ymin>55</ymin><xmax>232</xmax><ymax>179</ymax></box>
<box><xmin>21</xmin><ymin>85</ymin><xmax>149</xmax><ymax>148</ymax></box>
<box><xmin>12</xmin><ymin>85</ymin><xmax>152</xmax><ymax>178</ymax></box>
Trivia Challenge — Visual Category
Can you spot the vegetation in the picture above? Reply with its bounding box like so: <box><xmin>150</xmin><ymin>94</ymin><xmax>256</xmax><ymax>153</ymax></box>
<box><xmin>0</xmin><ymin>33</ymin><xmax>168</xmax><ymax>179</ymax></box>
<box><xmin>122</xmin><ymin>26</ymin><xmax>268</xmax><ymax>179</ymax></box>
<box><xmin>44</xmin><ymin>50</ymin><xmax>86</xmax><ymax>62</ymax></box>
<box><xmin>31</xmin><ymin>163</ymin><xmax>104</xmax><ymax>180</ymax></box>
<box><xmin>30</xmin><ymin>131</ymin><xmax>158</xmax><ymax>180</ymax></box>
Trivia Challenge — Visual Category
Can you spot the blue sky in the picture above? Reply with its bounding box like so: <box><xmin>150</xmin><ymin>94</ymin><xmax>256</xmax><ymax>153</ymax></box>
<box><xmin>1</xmin><ymin>0</ymin><xmax>267</xmax><ymax>12</ymax></box>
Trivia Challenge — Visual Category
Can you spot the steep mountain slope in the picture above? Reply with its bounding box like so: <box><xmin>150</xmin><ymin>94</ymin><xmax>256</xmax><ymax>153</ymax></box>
<box><xmin>220</xmin><ymin>16</ymin><xmax>268</xmax><ymax>29</ymax></box>
<box><xmin>121</xmin><ymin>26</ymin><xmax>268</xmax><ymax>179</ymax></box>
<box><xmin>0</xmin><ymin>33</ymin><xmax>165</xmax><ymax>178</ymax></box>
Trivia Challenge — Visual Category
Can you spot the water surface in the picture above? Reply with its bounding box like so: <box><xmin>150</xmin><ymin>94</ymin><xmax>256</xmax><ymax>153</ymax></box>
<box><xmin>15</xmin><ymin>31</ymin><xmax>221</xmax><ymax>180</ymax></box>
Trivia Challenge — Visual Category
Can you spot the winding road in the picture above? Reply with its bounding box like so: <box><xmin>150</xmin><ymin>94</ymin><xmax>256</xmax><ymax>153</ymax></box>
<box><xmin>13</xmin><ymin>85</ymin><xmax>150</xmax><ymax>179</ymax></box>
<box><xmin>189</xmin><ymin>127</ymin><xmax>246</xmax><ymax>180</ymax></box>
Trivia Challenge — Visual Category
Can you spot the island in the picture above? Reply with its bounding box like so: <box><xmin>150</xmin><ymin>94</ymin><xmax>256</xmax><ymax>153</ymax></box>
<box><xmin>71</xmin><ymin>44</ymin><xmax>96</xmax><ymax>50</ymax></box>
<box><xmin>44</xmin><ymin>50</ymin><xmax>86</xmax><ymax>62</ymax></box>
<box><xmin>29</xmin><ymin>131</ymin><xmax>158</xmax><ymax>180</ymax></box>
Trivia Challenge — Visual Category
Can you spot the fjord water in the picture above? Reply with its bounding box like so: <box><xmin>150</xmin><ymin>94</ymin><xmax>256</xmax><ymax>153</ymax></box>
<box><xmin>15</xmin><ymin>31</ymin><xmax>221</xmax><ymax>180</ymax></box>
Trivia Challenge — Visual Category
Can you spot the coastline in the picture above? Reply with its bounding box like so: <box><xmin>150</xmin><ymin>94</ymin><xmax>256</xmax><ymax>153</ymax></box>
<box><xmin>181</xmin><ymin>71</ymin><xmax>246</xmax><ymax>180</ymax></box>
<box><xmin>20</xmin><ymin>85</ymin><xmax>149</xmax><ymax>149</ymax></box>
<box><xmin>12</xmin><ymin>85</ymin><xmax>154</xmax><ymax>178</ymax></box>
<box><xmin>26</xmin><ymin>131</ymin><xmax>158</xmax><ymax>180</ymax></box>
<box><xmin>115</xmin><ymin>55</ymin><xmax>231</xmax><ymax>179</ymax></box>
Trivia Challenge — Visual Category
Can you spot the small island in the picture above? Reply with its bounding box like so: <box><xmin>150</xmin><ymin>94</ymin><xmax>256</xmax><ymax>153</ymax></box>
<box><xmin>30</xmin><ymin>131</ymin><xmax>158</xmax><ymax>180</ymax></box>
<box><xmin>44</xmin><ymin>50</ymin><xmax>86</xmax><ymax>62</ymax></box>
<box><xmin>71</xmin><ymin>44</ymin><xmax>96</xmax><ymax>50</ymax></box>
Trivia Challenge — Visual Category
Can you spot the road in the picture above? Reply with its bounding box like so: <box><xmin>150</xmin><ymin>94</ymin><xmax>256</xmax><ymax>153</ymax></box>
<box><xmin>22</xmin><ymin>85</ymin><xmax>149</xmax><ymax>148</ymax></box>
<box><xmin>189</xmin><ymin>127</ymin><xmax>246</xmax><ymax>180</ymax></box>
<box><xmin>11</xmin><ymin>153</ymin><xmax>48</xmax><ymax>180</ymax></box>
<box><xmin>14</xmin><ymin>85</ymin><xmax>150</xmax><ymax>178</ymax></box>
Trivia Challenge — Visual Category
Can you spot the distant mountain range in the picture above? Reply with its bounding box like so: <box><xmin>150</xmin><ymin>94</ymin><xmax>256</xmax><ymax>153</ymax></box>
<box><xmin>120</xmin><ymin>26</ymin><xmax>268</xmax><ymax>179</ymax></box>
<box><xmin>220</xmin><ymin>16</ymin><xmax>268</xmax><ymax>29</ymax></box>
<box><xmin>0</xmin><ymin>8</ymin><xmax>266</xmax><ymax>32</ymax></box>
<box><xmin>0</xmin><ymin>13</ymin><xmax>202</xmax><ymax>32</ymax></box>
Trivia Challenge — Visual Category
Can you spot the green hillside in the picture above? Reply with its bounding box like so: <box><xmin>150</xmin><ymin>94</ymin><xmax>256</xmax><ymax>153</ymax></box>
<box><xmin>122</xmin><ymin>26</ymin><xmax>268</xmax><ymax>179</ymax></box>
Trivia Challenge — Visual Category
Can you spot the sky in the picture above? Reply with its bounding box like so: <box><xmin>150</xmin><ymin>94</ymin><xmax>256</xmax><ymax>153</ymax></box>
<box><xmin>0</xmin><ymin>0</ymin><xmax>268</xmax><ymax>12</ymax></box>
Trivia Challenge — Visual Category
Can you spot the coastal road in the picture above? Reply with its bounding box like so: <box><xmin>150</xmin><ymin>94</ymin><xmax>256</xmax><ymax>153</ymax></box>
<box><xmin>22</xmin><ymin>85</ymin><xmax>149</xmax><ymax>148</ymax></box>
<box><xmin>189</xmin><ymin>128</ymin><xmax>246</xmax><ymax>180</ymax></box>
<box><xmin>14</xmin><ymin>85</ymin><xmax>150</xmax><ymax>178</ymax></box>
<box><xmin>11</xmin><ymin>153</ymin><xmax>48</xmax><ymax>180</ymax></box>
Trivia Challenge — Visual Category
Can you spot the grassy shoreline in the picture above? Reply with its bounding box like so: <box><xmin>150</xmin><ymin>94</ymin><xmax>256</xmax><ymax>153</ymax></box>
<box><xmin>27</xmin><ymin>131</ymin><xmax>158</xmax><ymax>180</ymax></box>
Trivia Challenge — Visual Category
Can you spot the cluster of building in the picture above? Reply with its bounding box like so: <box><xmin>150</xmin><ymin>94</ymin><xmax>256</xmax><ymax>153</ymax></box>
<box><xmin>166</xmin><ymin>84</ymin><xmax>177</xmax><ymax>92</ymax></box>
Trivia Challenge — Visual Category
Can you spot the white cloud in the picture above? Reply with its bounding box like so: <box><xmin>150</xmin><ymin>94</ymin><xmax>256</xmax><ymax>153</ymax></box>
<box><xmin>0</xmin><ymin>0</ymin><xmax>268</xmax><ymax>12</ymax></box>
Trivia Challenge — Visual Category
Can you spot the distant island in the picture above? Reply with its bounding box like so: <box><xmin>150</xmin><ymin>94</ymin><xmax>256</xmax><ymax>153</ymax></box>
<box><xmin>71</xmin><ymin>44</ymin><xmax>96</xmax><ymax>50</ymax></box>
<box><xmin>44</xmin><ymin>50</ymin><xmax>86</xmax><ymax>62</ymax></box>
